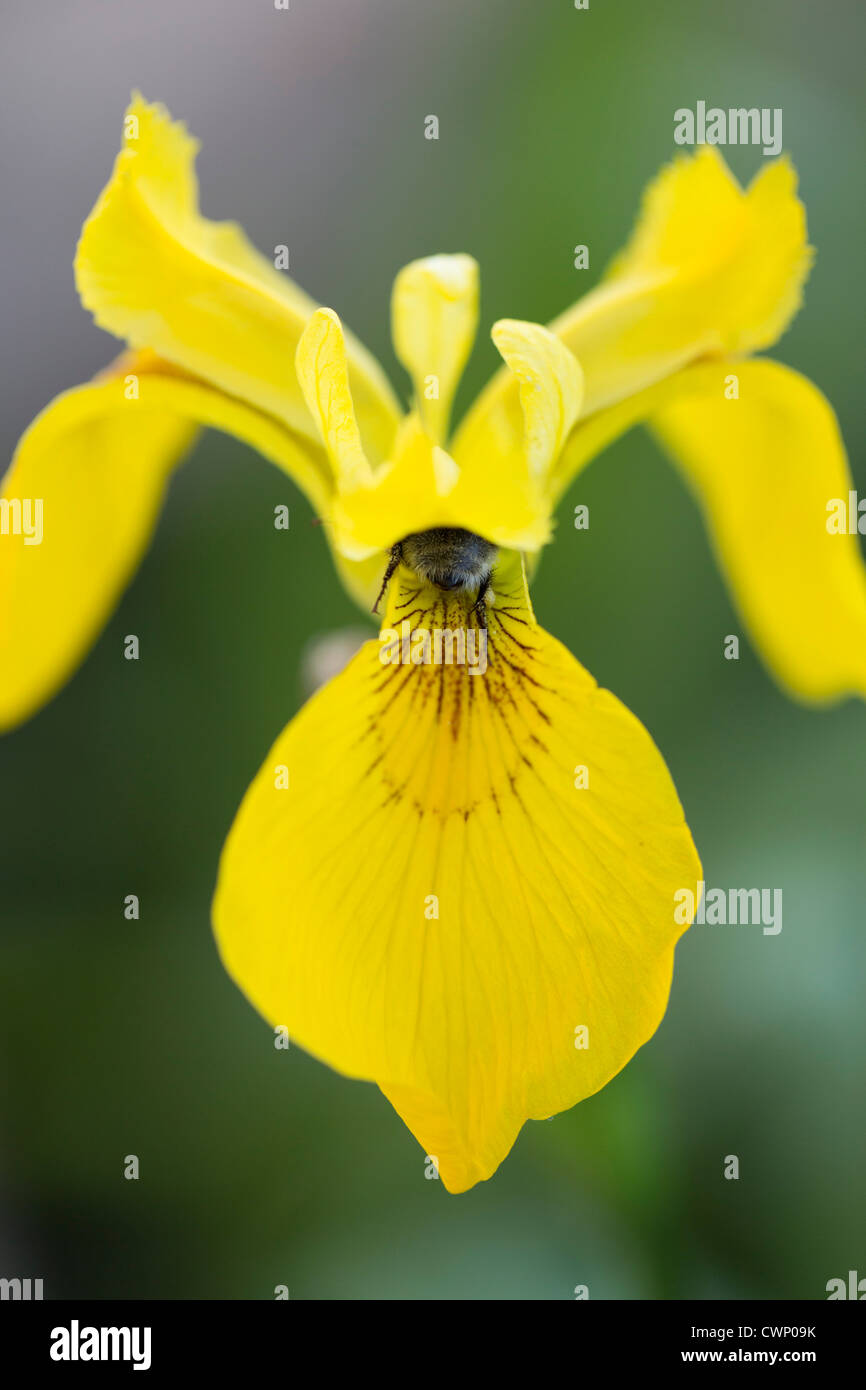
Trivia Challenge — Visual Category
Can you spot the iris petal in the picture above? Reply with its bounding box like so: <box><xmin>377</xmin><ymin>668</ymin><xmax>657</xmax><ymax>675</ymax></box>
<box><xmin>0</xmin><ymin>354</ymin><xmax>331</xmax><ymax>731</ymax></box>
<box><xmin>391</xmin><ymin>254</ymin><xmax>479</xmax><ymax>443</ymax></box>
<box><xmin>75</xmin><ymin>93</ymin><xmax>400</xmax><ymax>462</ymax></box>
<box><xmin>212</xmin><ymin>553</ymin><xmax>700</xmax><ymax>1191</ymax></box>
<box><xmin>452</xmin><ymin>319</ymin><xmax>583</xmax><ymax>508</ymax></box>
<box><xmin>454</xmin><ymin>149</ymin><xmax>811</xmax><ymax>475</ymax></box>
<box><xmin>295</xmin><ymin>308</ymin><xmax>373</xmax><ymax>490</ymax></box>
<box><xmin>555</xmin><ymin>150</ymin><xmax>811</xmax><ymax>414</ymax></box>
<box><xmin>652</xmin><ymin>359</ymin><xmax>866</xmax><ymax>703</ymax></box>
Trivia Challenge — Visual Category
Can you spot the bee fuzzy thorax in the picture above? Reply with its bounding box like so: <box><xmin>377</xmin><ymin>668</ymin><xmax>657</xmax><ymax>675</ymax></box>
<box><xmin>399</xmin><ymin>527</ymin><xmax>498</xmax><ymax>592</ymax></box>
<box><xmin>371</xmin><ymin>526</ymin><xmax>497</xmax><ymax>626</ymax></box>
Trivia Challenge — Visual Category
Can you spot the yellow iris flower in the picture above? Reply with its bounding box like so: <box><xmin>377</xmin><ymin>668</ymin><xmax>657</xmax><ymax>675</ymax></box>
<box><xmin>3</xmin><ymin>95</ymin><xmax>865</xmax><ymax>1193</ymax></box>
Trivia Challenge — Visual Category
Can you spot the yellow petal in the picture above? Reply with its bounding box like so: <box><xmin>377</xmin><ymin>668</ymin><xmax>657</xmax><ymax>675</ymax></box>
<box><xmin>454</xmin><ymin>150</ymin><xmax>811</xmax><ymax>476</ymax></box>
<box><xmin>0</xmin><ymin>355</ymin><xmax>332</xmax><ymax>732</ymax></box>
<box><xmin>548</xmin><ymin>366</ymin><xmax>688</xmax><ymax>506</ymax></box>
<box><xmin>429</xmin><ymin>320</ymin><xmax>583</xmax><ymax>559</ymax></box>
<box><xmin>75</xmin><ymin>93</ymin><xmax>400</xmax><ymax>461</ymax></box>
<box><xmin>391</xmin><ymin>254</ymin><xmax>479</xmax><ymax>443</ymax></box>
<box><xmin>331</xmin><ymin>413</ymin><xmax>550</xmax><ymax>561</ymax></box>
<box><xmin>295</xmin><ymin>309</ymin><xmax>373</xmax><ymax>490</ymax></box>
<box><xmin>295</xmin><ymin>309</ymin><xmax>506</xmax><ymax>563</ymax></box>
<box><xmin>651</xmin><ymin>359</ymin><xmax>866</xmax><ymax>703</ymax></box>
<box><xmin>555</xmin><ymin>150</ymin><xmax>811</xmax><ymax>414</ymax></box>
<box><xmin>489</xmin><ymin>318</ymin><xmax>583</xmax><ymax>479</ymax></box>
<box><xmin>212</xmin><ymin>552</ymin><xmax>700</xmax><ymax>1192</ymax></box>
<box><xmin>327</xmin><ymin>321</ymin><xmax>580</xmax><ymax>563</ymax></box>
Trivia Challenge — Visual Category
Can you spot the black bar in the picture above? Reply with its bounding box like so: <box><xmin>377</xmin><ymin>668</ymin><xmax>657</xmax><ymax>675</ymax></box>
<box><xmin>0</xmin><ymin>1298</ymin><xmax>861</xmax><ymax>1374</ymax></box>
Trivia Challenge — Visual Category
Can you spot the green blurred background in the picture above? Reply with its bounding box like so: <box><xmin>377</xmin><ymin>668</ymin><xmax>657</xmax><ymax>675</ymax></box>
<box><xmin>1</xmin><ymin>0</ymin><xmax>864</xmax><ymax>1299</ymax></box>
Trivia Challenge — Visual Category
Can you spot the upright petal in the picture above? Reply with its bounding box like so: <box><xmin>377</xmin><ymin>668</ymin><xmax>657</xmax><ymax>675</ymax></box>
<box><xmin>213</xmin><ymin>553</ymin><xmax>700</xmax><ymax>1192</ymax></box>
<box><xmin>331</xmin><ymin>411</ymin><xmax>551</xmax><ymax>562</ymax></box>
<box><xmin>330</xmin><ymin>413</ymin><xmax>460</xmax><ymax>559</ymax></box>
<box><xmin>75</xmin><ymin>94</ymin><xmax>400</xmax><ymax>461</ymax></box>
<box><xmin>418</xmin><ymin>320</ymin><xmax>584</xmax><ymax>559</ymax></box>
<box><xmin>0</xmin><ymin>355</ymin><xmax>331</xmax><ymax>731</ymax></box>
<box><xmin>295</xmin><ymin>309</ymin><xmax>373</xmax><ymax>491</ymax></box>
<box><xmin>454</xmin><ymin>151</ymin><xmax>811</xmax><ymax>464</ymax></box>
<box><xmin>650</xmin><ymin>359</ymin><xmax>866</xmax><ymax>703</ymax></box>
<box><xmin>391</xmin><ymin>254</ymin><xmax>479</xmax><ymax>443</ymax></box>
<box><xmin>297</xmin><ymin>309</ymin><xmax>552</xmax><ymax>563</ymax></box>
<box><xmin>458</xmin><ymin>318</ymin><xmax>583</xmax><ymax>487</ymax></box>
<box><xmin>558</xmin><ymin>151</ymin><xmax>811</xmax><ymax>413</ymax></box>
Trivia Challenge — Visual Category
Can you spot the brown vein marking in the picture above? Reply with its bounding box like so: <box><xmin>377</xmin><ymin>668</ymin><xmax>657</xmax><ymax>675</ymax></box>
<box><xmin>350</xmin><ymin>574</ymin><xmax>562</xmax><ymax>822</ymax></box>
<box><xmin>394</xmin><ymin>586</ymin><xmax>425</xmax><ymax>611</ymax></box>
<box><xmin>492</xmin><ymin>606</ymin><xmax>532</xmax><ymax>629</ymax></box>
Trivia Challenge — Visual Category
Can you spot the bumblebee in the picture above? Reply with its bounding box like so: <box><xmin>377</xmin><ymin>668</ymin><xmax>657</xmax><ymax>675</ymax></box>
<box><xmin>373</xmin><ymin>527</ymin><xmax>498</xmax><ymax>627</ymax></box>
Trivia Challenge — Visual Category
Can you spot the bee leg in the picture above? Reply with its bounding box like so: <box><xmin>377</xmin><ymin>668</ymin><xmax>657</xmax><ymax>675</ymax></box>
<box><xmin>372</xmin><ymin>543</ymin><xmax>403</xmax><ymax>615</ymax></box>
<box><xmin>472</xmin><ymin>572</ymin><xmax>492</xmax><ymax>629</ymax></box>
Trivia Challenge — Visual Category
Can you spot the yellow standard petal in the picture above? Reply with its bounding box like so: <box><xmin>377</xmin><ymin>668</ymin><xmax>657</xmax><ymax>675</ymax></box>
<box><xmin>391</xmin><ymin>254</ymin><xmax>479</xmax><ymax>443</ymax></box>
<box><xmin>555</xmin><ymin>149</ymin><xmax>812</xmax><ymax>414</ymax></box>
<box><xmin>455</xmin><ymin>150</ymin><xmax>812</xmax><ymax>471</ymax></box>
<box><xmin>651</xmin><ymin>358</ymin><xmax>866</xmax><ymax>703</ymax></box>
<box><xmin>75</xmin><ymin>93</ymin><xmax>400</xmax><ymax>461</ymax></box>
<box><xmin>213</xmin><ymin>552</ymin><xmax>701</xmax><ymax>1192</ymax></box>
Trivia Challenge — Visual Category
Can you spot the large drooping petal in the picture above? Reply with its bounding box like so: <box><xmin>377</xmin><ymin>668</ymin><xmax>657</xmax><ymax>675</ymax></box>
<box><xmin>453</xmin><ymin>150</ymin><xmax>811</xmax><ymax>476</ymax></box>
<box><xmin>74</xmin><ymin>93</ymin><xmax>401</xmax><ymax>462</ymax></box>
<box><xmin>212</xmin><ymin>552</ymin><xmax>700</xmax><ymax>1192</ymax></box>
<box><xmin>545</xmin><ymin>356</ymin><xmax>866</xmax><ymax>705</ymax></box>
<box><xmin>650</xmin><ymin>359</ymin><xmax>866</xmax><ymax>703</ymax></box>
<box><xmin>391</xmin><ymin>254</ymin><xmax>479</xmax><ymax>443</ymax></box>
<box><xmin>0</xmin><ymin>354</ymin><xmax>331</xmax><ymax>732</ymax></box>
